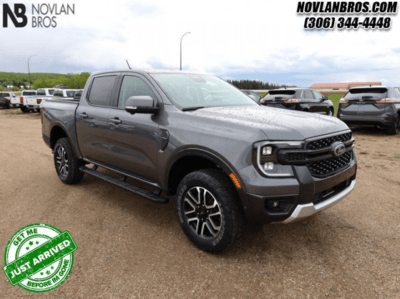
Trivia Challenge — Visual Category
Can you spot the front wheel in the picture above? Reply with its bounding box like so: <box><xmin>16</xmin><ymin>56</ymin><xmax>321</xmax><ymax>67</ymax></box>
<box><xmin>53</xmin><ymin>138</ymin><xmax>84</xmax><ymax>184</ymax></box>
<box><xmin>327</xmin><ymin>108</ymin><xmax>334</xmax><ymax>116</ymax></box>
<box><xmin>176</xmin><ymin>169</ymin><xmax>243</xmax><ymax>253</ymax></box>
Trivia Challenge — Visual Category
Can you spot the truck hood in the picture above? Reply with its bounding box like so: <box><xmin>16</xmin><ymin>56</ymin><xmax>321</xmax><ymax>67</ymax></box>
<box><xmin>190</xmin><ymin>105</ymin><xmax>349</xmax><ymax>140</ymax></box>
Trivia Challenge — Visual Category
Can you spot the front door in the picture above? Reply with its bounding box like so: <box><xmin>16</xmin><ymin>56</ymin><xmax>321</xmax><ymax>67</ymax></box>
<box><xmin>107</xmin><ymin>74</ymin><xmax>161</xmax><ymax>181</ymax></box>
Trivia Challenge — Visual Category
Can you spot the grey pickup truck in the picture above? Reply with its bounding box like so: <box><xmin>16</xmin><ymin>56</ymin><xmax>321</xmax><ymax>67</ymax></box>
<box><xmin>42</xmin><ymin>70</ymin><xmax>357</xmax><ymax>253</ymax></box>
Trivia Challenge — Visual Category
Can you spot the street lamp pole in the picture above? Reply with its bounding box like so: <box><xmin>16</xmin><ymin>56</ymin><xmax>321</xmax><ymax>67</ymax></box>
<box><xmin>180</xmin><ymin>32</ymin><xmax>191</xmax><ymax>71</ymax></box>
<box><xmin>28</xmin><ymin>54</ymin><xmax>37</xmax><ymax>90</ymax></box>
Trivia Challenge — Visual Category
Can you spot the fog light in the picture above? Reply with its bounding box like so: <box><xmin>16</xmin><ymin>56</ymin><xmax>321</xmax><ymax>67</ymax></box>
<box><xmin>262</xmin><ymin>146</ymin><xmax>272</xmax><ymax>155</ymax></box>
<box><xmin>264</xmin><ymin>162</ymin><xmax>274</xmax><ymax>170</ymax></box>
<box><xmin>272</xmin><ymin>201</ymin><xmax>279</xmax><ymax>208</ymax></box>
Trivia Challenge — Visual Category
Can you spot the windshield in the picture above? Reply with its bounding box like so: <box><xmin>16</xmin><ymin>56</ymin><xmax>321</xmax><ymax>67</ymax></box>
<box><xmin>22</xmin><ymin>91</ymin><xmax>36</xmax><ymax>96</ymax></box>
<box><xmin>345</xmin><ymin>88</ymin><xmax>388</xmax><ymax>100</ymax></box>
<box><xmin>150</xmin><ymin>73</ymin><xmax>257</xmax><ymax>108</ymax></box>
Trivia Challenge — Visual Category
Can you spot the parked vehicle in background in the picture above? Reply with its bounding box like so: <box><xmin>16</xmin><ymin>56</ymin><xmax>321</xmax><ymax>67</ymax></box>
<box><xmin>52</xmin><ymin>89</ymin><xmax>79</xmax><ymax>100</ymax></box>
<box><xmin>24</xmin><ymin>88</ymin><xmax>55</xmax><ymax>112</ymax></box>
<box><xmin>73</xmin><ymin>89</ymin><xmax>83</xmax><ymax>100</ymax></box>
<box><xmin>338</xmin><ymin>86</ymin><xmax>400</xmax><ymax>135</ymax></box>
<box><xmin>260</xmin><ymin>88</ymin><xmax>335</xmax><ymax>116</ymax></box>
<box><xmin>241</xmin><ymin>90</ymin><xmax>261</xmax><ymax>103</ymax></box>
<box><xmin>1</xmin><ymin>92</ymin><xmax>16</xmax><ymax>108</ymax></box>
<box><xmin>42</xmin><ymin>70</ymin><xmax>356</xmax><ymax>253</ymax></box>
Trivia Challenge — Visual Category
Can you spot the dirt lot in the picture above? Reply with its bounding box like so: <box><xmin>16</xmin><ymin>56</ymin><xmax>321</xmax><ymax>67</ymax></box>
<box><xmin>0</xmin><ymin>110</ymin><xmax>399</xmax><ymax>298</ymax></box>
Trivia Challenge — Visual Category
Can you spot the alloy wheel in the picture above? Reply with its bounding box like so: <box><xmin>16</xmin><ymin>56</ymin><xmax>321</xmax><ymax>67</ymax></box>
<box><xmin>183</xmin><ymin>187</ymin><xmax>222</xmax><ymax>239</ymax></box>
<box><xmin>56</xmin><ymin>145</ymin><xmax>69</xmax><ymax>177</ymax></box>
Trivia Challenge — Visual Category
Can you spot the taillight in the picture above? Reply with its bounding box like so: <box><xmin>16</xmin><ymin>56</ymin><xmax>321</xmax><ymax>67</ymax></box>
<box><xmin>37</xmin><ymin>98</ymin><xmax>42</xmax><ymax>104</ymax></box>
<box><xmin>20</xmin><ymin>97</ymin><xmax>23</xmax><ymax>103</ymax></box>
<box><xmin>339</xmin><ymin>98</ymin><xmax>348</xmax><ymax>104</ymax></box>
<box><xmin>284</xmin><ymin>99</ymin><xmax>301</xmax><ymax>103</ymax></box>
<box><xmin>376</xmin><ymin>98</ymin><xmax>394</xmax><ymax>104</ymax></box>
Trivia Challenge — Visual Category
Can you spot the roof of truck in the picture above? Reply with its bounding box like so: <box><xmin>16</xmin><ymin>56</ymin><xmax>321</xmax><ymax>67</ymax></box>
<box><xmin>91</xmin><ymin>69</ymin><xmax>208</xmax><ymax>76</ymax></box>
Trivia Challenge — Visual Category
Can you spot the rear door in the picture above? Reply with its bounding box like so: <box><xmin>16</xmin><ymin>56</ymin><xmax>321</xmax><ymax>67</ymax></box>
<box><xmin>310</xmin><ymin>90</ymin><xmax>329</xmax><ymax>114</ymax></box>
<box><xmin>107</xmin><ymin>73</ymin><xmax>162</xmax><ymax>181</ymax></box>
<box><xmin>340</xmin><ymin>87</ymin><xmax>388</xmax><ymax>117</ymax></box>
<box><xmin>76</xmin><ymin>74</ymin><xmax>119</xmax><ymax>164</ymax></box>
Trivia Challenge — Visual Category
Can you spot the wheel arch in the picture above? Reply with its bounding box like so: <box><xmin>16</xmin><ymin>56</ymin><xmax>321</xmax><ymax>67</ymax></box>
<box><xmin>49</xmin><ymin>122</ymin><xmax>81</xmax><ymax>158</ymax></box>
<box><xmin>165</xmin><ymin>148</ymin><xmax>250</xmax><ymax>213</ymax></box>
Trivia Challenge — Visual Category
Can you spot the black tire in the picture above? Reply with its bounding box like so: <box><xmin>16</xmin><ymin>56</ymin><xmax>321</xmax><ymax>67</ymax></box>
<box><xmin>53</xmin><ymin>138</ymin><xmax>84</xmax><ymax>184</ymax></box>
<box><xmin>386</xmin><ymin>116</ymin><xmax>399</xmax><ymax>135</ymax></box>
<box><xmin>20</xmin><ymin>106</ymin><xmax>30</xmax><ymax>113</ymax></box>
<box><xmin>176</xmin><ymin>169</ymin><xmax>244</xmax><ymax>253</ymax></box>
<box><xmin>327</xmin><ymin>108</ymin><xmax>334</xmax><ymax>116</ymax></box>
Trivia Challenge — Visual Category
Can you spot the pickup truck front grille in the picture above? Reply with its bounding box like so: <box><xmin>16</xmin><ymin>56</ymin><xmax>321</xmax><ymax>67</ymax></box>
<box><xmin>306</xmin><ymin>132</ymin><xmax>352</xmax><ymax>150</ymax></box>
<box><xmin>278</xmin><ymin>132</ymin><xmax>355</xmax><ymax>178</ymax></box>
<box><xmin>308</xmin><ymin>151</ymin><xmax>352</xmax><ymax>177</ymax></box>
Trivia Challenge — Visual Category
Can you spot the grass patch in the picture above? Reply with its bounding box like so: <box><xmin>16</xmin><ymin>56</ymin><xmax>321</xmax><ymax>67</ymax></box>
<box><xmin>328</xmin><ymin>94</ymin><xmax>343</xmax><ymax>116</ymax></box>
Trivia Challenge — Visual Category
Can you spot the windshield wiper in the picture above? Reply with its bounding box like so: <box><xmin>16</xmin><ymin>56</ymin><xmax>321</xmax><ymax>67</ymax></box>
<box><xmin>181</xmin><ymin>106</ymin><xmax>205</xmax><ymax>111</ymax></box>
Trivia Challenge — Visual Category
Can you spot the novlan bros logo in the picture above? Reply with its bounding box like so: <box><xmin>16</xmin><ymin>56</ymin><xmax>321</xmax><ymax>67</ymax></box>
<box><xmin>2</xmin><ymin>4</ymin><xmax>27</xmax><ymax>27</ymax></box>
<box><xmin>2</xmin><ymin>3</ymin><xmax>75</xmax><ymax>28</ymax></box>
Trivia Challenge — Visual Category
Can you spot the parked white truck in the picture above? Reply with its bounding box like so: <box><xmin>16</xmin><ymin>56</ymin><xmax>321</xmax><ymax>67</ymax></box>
<box><xmin>24</xmin><ymin>88</ymin><xmax>55</xmax><ymax>112</ymax></box>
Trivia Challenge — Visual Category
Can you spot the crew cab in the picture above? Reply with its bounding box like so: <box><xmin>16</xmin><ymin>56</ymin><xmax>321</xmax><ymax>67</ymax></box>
<box><xmin>260</xmin><ymin>88</ymin><xmax>335</xmax><ymax>116</ymax></box>
<box><xmin>338</xmin><ymin>86</ymin><xmax>400</xmax><ymax>135</ymax></box>
<box><xmin>1</xmin><ymin>92</ymin><xmax>16</xmax><ymax>108</ymax></box>
<box><xmin>24</xmin><ymin>88</ymin><xmax>55</xmax><ymax>112</ymax></box>
<box><xmin>42</xmin><ymin>70</ymin><xmax>357</xmax><ymax>253</ymax></box>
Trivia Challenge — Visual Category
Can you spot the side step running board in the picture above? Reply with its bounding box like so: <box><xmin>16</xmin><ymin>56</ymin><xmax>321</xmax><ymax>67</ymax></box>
<box><xmin>80</xmin><ymin>166</ymin><xmax>168</xmax><ymax>204</ymax></box>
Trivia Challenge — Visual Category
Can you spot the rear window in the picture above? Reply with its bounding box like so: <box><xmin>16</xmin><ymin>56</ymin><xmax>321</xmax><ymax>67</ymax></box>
<box><xmin>0</xmin><ymin>93</ymin><xmax>10</xmax><ymax>97</ymax></box>
<box><xmin>53</xmin><ymin>90</ymin><xmax>63</xmax><ymax>97</ymax></box>
<box><xmin>88</xmin><ymin>76</ymin><xmax>117</xmax><ymax>106</ymax></box>
<box><xmin>37</xmin><ymin>90</ymin><xmax>46</xmax><ymax>96</ymax></box>
<box><xmin>265</xmin><ymin>90</ymin><xmax>297</xmax><ymax>100</ymax></box>
<box><xmin>22</xmin><ymin>91</ymin><xmax>36</xmax><ymax>96</ymax></box>
<box><xmin>345</xmin><ymin>88</ymin><xmax>388</xmax><ymax>100</ymax></box>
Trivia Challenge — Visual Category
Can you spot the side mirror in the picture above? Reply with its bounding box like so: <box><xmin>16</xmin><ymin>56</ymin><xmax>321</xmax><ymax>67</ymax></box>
<box><xmin>321</xmin><ymin>96</ymin><xmax>328</xmax><ymax>102</ymax></box>
<box><xmin>125</xmin><ymin>95</ymin><xmax>159</xmax><ymax>115</ymax></box>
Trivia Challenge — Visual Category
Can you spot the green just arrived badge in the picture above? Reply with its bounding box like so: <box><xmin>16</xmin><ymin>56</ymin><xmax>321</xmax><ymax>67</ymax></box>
<box><xmin>3</xmin><ymin>223</ymin><xmax>77</xmax><ymax>293</ymax></box>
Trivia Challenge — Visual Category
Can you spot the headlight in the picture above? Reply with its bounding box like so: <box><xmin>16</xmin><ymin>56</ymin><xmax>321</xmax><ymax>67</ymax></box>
<box><xmin>254</xmin><ymin>141</ymin><xmax>304</xmax><ymax>177</ymax></box>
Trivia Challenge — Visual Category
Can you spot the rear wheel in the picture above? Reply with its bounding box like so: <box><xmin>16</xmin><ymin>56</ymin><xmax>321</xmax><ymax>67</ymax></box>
<box><xmin>53</xmin><ymin>138</ymin><xmax>84</xmax><ymax>184</ymax></box>
<box><xmin>387</xmin><ymin>116</ymin><xmax>399</xmax><ymax>135</ymax></box>
<box><xmin>20</xmin><ymin>106</ymin><xmax>30</xmax><ymax>113</ymax></box>
<box><xmin>176</xmin><ymin>169</ymin><xmax>243</xmax><ymax>253</ymax></box>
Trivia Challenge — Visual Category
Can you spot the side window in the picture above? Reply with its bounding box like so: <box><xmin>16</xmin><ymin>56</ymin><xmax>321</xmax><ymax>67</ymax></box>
<box><xmin>54</xmin><ymin>91</ymin><xmax>63</xmax><ymax>97</ymax></box>
<box><xmin>304</xmin><ymin>90</ymin><xmax>314</xmax><ymax>99</ymax></box>
<box><xmin>118</xmin><ymin>76</ymin><xmax>156</xmax><ymax>109</ymax></box>
<box><xmin>312</xmin><ymin>90</ymin><xmax>323</xmax><ymax>100</ymax></box>
<box><xmin>88</xmin><ymin>76</ymin><xmax>117</xmax><ymax>106</ymax></box>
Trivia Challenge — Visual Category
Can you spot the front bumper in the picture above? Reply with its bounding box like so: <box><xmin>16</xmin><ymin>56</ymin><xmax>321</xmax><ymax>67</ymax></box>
<box><xmin>239</xmin><ymin>157</ymin><xmax>357</xmax><ymax>224</ymax></box>
<box><xmin>282</xmin><ymin>180</ymin><xmax>356</xmax><ymax>223</ymax></box>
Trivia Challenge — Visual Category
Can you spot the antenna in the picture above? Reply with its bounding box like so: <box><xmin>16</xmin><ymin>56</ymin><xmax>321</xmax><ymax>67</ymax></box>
<box><xmin>126</xmin><ymin>60</ymin><xmax>132</xmax><ymax>69</ymax></box>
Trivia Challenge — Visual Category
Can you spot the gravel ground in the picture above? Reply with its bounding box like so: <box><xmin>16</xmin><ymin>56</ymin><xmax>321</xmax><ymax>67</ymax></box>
<box><xmin>0</xmin><ymin>110</ymin><xmax>399</xmax><ymax>298</ymax></box>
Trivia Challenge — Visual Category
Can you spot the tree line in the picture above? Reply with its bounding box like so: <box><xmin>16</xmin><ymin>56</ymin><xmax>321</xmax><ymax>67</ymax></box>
<box><xmin>0</xmin><ymin>72</ymin><xmax>90</xmax><ymax>91</ymax></box>
<box><xmin>227</xmin><ymin>79</ymin><xmax>293</xmax><ymax>90</ymax></box>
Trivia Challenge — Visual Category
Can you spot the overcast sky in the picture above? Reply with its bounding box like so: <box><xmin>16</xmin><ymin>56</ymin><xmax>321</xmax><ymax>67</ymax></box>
<box><xmin>1</xmin><ymin>0</ymin><xmax>400</xmax><ymax>86</ymax></box>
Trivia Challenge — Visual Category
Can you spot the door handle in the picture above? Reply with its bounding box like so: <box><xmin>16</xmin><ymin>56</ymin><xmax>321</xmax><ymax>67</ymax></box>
<box><xmin>110</xmin><ymin>118</ymin><xmax>122</xmax><ymax>124</ymax></box>
<box><xmin>79</xmin><ymin>113</ymin><xmax>88</xmax><ymax>119</ymax></box>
